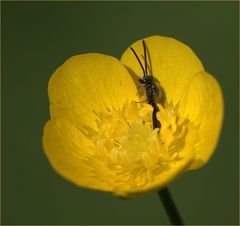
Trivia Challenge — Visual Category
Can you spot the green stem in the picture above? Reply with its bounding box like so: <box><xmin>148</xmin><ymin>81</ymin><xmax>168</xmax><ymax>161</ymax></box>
<box><xmin>158</xmin><ymin>187</ymin><xmax>184</xmax><ymax>225</ymax></box>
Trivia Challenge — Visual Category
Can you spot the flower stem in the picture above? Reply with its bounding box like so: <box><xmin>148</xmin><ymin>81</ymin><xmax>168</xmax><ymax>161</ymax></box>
<box><xmin>158</xmin><ymin>187</ymin><xmax>184</xmax><ymax>225</ymax></box>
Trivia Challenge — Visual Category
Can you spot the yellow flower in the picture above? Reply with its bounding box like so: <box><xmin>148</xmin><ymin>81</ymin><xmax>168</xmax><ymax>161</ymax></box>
<box><xmin>43</xmin><ymin>35</ymin><xmax>223</xmax><ymax>197</ymax></box>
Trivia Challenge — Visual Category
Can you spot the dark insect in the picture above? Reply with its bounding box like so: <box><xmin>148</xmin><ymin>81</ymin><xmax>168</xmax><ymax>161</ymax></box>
<box><xmin>130</xmin><ymin>40</ymin><xmax>161</xmax><ymax>129</ymax></box>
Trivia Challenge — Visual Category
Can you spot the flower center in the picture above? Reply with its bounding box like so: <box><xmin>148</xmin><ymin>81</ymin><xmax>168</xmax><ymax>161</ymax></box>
<box><xmin>89</xmin><ymin>101</ymin><xmax>189</xmax><ymax>190</ymax></box>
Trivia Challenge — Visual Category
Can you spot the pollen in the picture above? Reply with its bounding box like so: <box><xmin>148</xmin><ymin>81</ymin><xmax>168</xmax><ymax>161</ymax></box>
<box><xmin>87</xmin><ymin>101</ymin><xmax>190</xmax><ymax>194</ymax></box>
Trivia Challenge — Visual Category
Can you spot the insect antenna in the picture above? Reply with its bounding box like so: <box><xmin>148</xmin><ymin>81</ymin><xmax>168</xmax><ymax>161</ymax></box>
<box><xmin>130</xmin><ymin>46</ymin><xmax>146</xmax><ymax>76</ymax></box>
<box><xmin>142</xmin><ymin>40</ymin><xmax>148</xmax><ymax>75</ymax></box>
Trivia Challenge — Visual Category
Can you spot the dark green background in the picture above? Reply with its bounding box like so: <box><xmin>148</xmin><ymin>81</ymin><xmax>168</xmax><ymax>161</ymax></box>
<box><xmin>2</xmin><ymin>1</ymin><xmax>239</xmax><ymax>225</ymax></box>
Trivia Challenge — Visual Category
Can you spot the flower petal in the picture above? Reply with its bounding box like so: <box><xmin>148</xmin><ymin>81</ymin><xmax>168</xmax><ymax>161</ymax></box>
<box><xmin>49</xmin><ymin>53</ymin><xmax>138</xmax><ymax>130</ymax></box>
<box><xmin>121</xmin><ymin>36</ymin><xmax>223</xmax><ymax>170</ymax></box>
<box><xmin>179</xmin><ymin>71</ymin><xmax>224</xmax><ymax>170</ymax></box>
<box><xmin>120</xmin><ymin>35</ymin><xmax>204</xmax><ymax>105</ymax></box>
<box><xmin>43</xmin><ymin>118</ymin><xmax>114</xmax><ymax>192</ymax></box>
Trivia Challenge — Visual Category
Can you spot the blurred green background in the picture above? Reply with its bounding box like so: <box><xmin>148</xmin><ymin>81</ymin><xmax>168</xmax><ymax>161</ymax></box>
<box><xmin>2</xmin><ymin>1</ymin><xmax>239</xmax><ymax>225</ymax></box>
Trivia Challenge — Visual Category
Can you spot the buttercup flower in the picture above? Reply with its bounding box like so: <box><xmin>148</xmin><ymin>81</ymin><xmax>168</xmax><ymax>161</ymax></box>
<box><xmin>43</xmin><ymin>35</ymin><xmax>223</xmax><ymax>197</ymax></box>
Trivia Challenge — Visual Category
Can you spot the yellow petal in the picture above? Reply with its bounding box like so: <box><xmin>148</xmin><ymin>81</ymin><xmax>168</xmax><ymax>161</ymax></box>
<box><xmin>179</xmin><ymin>71</ymin><xmax>224</xmax><ymax>170</ymax></box>
<box><xmin>120</xmin><ymin>35</ymin><xmax>204</xmax><ymax>105</ymax></box>
<box><xmin>121</xmin><ymin>36</ymin><xmax>223</xmax><ymax>169</ymax></box>
<box><xmin>49</xmin><ymin>53</ymin><xmax>138</xmax><ymax>131</ymax></box>
<box><xmin>43</xmin><ymin>118</ymin><xmax>114</xmax><ymax>192</ymax></box>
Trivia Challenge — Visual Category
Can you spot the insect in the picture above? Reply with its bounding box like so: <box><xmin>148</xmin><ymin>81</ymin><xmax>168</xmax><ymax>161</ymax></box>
<box><xmin>130</xmin><ymin>40</ymin><xmax>162</xmax><ymax>129</ymax></box>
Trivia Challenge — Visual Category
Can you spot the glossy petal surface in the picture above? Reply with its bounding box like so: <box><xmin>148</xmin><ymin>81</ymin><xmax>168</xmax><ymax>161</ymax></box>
<box><xmin>121</xmin><ymin>35</ymin><xmax>204</xmax><ymax>105</ymax></box>
<box><xmin>121</xmin><ymin>35</ymin><xmax>223</xmax><ymax>170</ymax></box>
<box><xmin>179</xmin><ymin>71</ymin><xmax>224</xmax><ymax>169</ymax></box>
<box><xmin>49</xmin><ymin>53</ymin><xmax>138</xmax><ymax>130</ymax></box>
